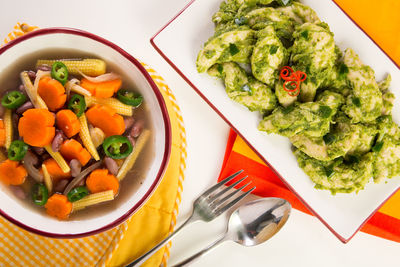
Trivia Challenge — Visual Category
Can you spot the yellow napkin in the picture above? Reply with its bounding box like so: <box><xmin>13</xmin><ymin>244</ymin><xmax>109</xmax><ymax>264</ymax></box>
<box><xmin>107</xmin><ymin>65</ymin><xmax>187</xmax><ymax>267</ymax></box>
<box><xmin>0</xmin><ymin>24</ymin><xmax>186</xmax><ymax>267</ymax></box>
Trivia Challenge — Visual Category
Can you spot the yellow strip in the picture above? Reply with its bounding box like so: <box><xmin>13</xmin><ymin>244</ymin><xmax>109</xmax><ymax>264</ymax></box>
<box><xmin>142</xmin><ymin>63</ymin><xmax>187</xmax><ymax>267</ymax></box>
<box><xmin>232</xmin><ymin>135</ymin><xmax>265</xmax><ymax>166</ymax></box>
<box><xmin>378</xmin><ymin>192</ymin><xmax>400</xmax><ymax>220</ymax></box>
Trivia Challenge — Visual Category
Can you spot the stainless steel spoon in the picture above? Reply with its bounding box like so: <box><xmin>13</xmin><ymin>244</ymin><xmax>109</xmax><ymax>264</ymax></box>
<box><xmin>172</xmin><ymin>198</ymin><xmax>291</xmax><ymax>267</ymax></box>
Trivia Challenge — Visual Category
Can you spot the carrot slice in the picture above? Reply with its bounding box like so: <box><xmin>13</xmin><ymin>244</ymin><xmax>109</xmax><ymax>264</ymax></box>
<box><xmin>86</xmin><ymin>105</ymin><xmax>125</xmax><ymax>137</ymax></box>
<box><xmin>60</xmin><ymin>139</ymin><xmax>91</xmax><ymax>166</ymax></box>
<box><xmin>56</xmin><ymin>109</ymin><xmax>80</xmax><ymax>138</ymax></box>
<box><xmin>45</xmin><ymin>194</ymin><xmax>72</xmax><ymax>220</ymax></box>
<box><xmin>0</xmin><ymin>159</ymin><xmax>27</xmax><ymax>185</ymax></box>
<box><xmin>0</xmin><ymin>119</ymin><xmax>5</xmax><ymax>147</ymax></box>
<box><xmin>80</xmin><ymin>78</ymin><xmax>122</xmax><ymax>98</ymax></box>
<box><xmin>38</xmin><ymin>76</ymin><xmax>67</xmax><ymax>111</ymax></box>
<box><xmin>86</xmin><ymin>169</ymin><xmax>119</xmax><ymax>195</ymax></box>
<box><xmin>18</xmin><ymin>108</ymin><xmax>55</xmax><ymax>147</ymax></box>
<box><xmin>42</xmin><ymin>158</ymin><xmax>71</xmax><ymax>181</ymax></box>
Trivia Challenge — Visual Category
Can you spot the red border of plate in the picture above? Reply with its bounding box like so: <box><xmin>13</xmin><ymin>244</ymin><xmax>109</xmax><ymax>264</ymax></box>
<box><xmin>150</xmin><ymin>0</ymin><xmax>400</xmax><ymax>243</ymax></box>
<box><xmin>0</xmin><ymin>27</ymin><xmax>172</xmax><ymax>238</ymax></box>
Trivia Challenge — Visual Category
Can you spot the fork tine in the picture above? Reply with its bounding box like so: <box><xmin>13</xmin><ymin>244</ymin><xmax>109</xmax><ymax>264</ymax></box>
<box><xmin>213</xmin><ymin>186</ymin><xmax>256</xmax><ymax>217</ymax></box>
<box><xmin>209</xmin><ymin>176</ymin><xmax>248</xmax><ymax>202</ymax></box>
<box><xmin>200</xmin><ymin>170</ymin><xmax>243</xmax><ymax>197</ymax></box>
<box><xmin>212</xmin><ymin>181</ymin><xmax>252</xmax><ymax>209</ymax></box>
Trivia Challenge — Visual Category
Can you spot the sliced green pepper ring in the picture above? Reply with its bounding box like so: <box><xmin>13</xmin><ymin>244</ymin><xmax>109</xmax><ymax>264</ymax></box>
<box><xmin>102</xmin><ymin>135</ymin><xmax>133</xmax><ymax>159</ymax></box>
<box><xmin>32</xmin><ymin>183</ymin><xmax>49</xmax><ymax>206</ymax></box>
<box><xmin>68</xmin><ymin>94</ymin><xmax>86</xmax><ymax>117</ymax></box>
<box><xmin>117</xmin><ymin>89</ymin><xmax>143</xmax><ymax>107</ymax></box>
<box><xmin>67</xmin><ymin>186</ymin><xmax>89</xmax><ymax>202</ymax></box>
<box><xmin>1</xmin><ymin>91</ymin><xmax>27</xmax><ymax>109</ymax></box>
<box><xmin>8</xmin><ymin>140</ymin><xmax>28</xmax><ymax>161</ymax></box>
<box><xmin>51</xmin><ymin>61</ymin><xmax>69</xmax><ymax>85</ymax></box>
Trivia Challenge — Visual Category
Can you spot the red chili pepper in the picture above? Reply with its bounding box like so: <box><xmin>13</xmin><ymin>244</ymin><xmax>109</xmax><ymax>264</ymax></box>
<box><xmin>295</xmin><ymin>71</ymin><xmax>307</xmax><ymax>82</ymax></box>
<box><xmin>283</xmin><ymin>80</ymin><xmax>299</xmax><ymax>92</ymax></box>
<box><xmin>280</xmin><ymin>66</ymin><xmax>295</xmax><ymax>81</ymax></box>
<box><xmin>289</xmin><ymin>86</ymin><xmax>301</xmax><ymax>96</ymax></box>
<box><xmin>279</xmin><ymin>66</ymin><xmax>307</xmax><ymax>97</ymax></box>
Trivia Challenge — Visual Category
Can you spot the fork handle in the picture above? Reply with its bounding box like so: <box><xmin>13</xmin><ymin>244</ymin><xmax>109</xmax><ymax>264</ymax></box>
<box><xmin>172</xmin><ymin>236</ymin><xmax>226</xmax><ymax>267</ymax></box>
<box><xmin>126</xmin><ymin>216</ymin><xmax>195</xmax><ymax>267</ymax></box>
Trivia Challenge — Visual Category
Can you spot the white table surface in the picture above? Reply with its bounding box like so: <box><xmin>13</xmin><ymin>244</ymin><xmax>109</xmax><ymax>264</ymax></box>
<box><xmin>0</xmin><ymin>0</ymin><xmax>399</xmax><ymax>266</ymax></box>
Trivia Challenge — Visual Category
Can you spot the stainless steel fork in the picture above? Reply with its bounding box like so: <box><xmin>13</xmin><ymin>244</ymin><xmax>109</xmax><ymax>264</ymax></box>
<box><xmin>126</xmin><ymin>170</ymin><xmax>255</xmax><ymax>267</ymax></box>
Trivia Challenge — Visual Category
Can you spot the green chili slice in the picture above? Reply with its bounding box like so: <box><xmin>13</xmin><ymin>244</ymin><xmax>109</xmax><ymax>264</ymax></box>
<box><xmin>51</xmin><ymin>61</ymin><xmax>69</xmax><ymax>85</ymax></box>
<box><xmin>117</xmin><ymin>89</ymin><xmax>143</xmax><ymax>107</ymax></box>
<box><xmin>32</xmin><ymin>183</ymin><xmax>49</xmax><ymax>206</ymax></box>
<box><xmin>102</xmin><ymin>135</ymin><xmax>133</xmax><ymax>159</ymax></box>
<box><xmin>68</xmin><ymin>94</ymin><xmax>86</xmax><ymax>117</ymax></box>
<box><xmin>1</xmin><ymin>91</ymin><xmax>27</xmax><ymax>109</ymax></box>
<box><xmin>8</xmin><ymin>140</ymin><xmax>28</xmax><ymax>161</ymax></box>
<box><xmin>67</xmin><ymin>186</ymin><xmax>89</xmax><ymax>202</ymax></box>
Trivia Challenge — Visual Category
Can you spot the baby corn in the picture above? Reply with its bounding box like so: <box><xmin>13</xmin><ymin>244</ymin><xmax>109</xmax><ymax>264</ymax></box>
<box><xmin>79</xmin><ymin>114</ymin><xmax>100</xmax><ymax>161</ymax></box>
<box><xmin>72</xmin><ymin>190</ymin><xmax>114</xmax><ymax>211</ymax></box>
<box><xmin>36</xmin><ymin>59</ymin><xmax>106</xmax><ymax>76</ymax></box>
<box><xmin>20</xmin><ymin>71</ymin><xmax>48</xmax><ymax>109</ymax></box>
<box><xmin>44</xmin><ymin>145</ymin><xmax>71</xmax><ymax>173</ymax></box>
<box><xmin>85</xmin><ymin>96</ymin><xmax>132</xmax><ymax>116</ymax></box>
<box><xmin>117</xmin><ymin>129</ymin><xmax>150</xmax><ymax>181</ymax></box>
<box><xmin>4</xmin><ymin>109</ymin><xmax>12</xmax><ymax>149</ymax></box>
<box><xmin>42</xmin><ymin>164</ymin><xmax>53</xmax><ymax>193</ymax></box>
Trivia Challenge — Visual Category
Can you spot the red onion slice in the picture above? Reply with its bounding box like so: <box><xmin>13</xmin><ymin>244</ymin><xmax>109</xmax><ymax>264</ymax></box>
<box><xmin>76</xmin><ymin>69</ymin><xmax>120</xmax><ymax>83</ymax></box>
<box><xmin>63</xmin><ymin>161</ymin><xmax>102</xmax><ymax>195</ymax></box>
<box><xmin>23</xmin><ymin>151</ymin><xmax>43</xmax><ymax>182</ymax></box>
<box><xmin>33</xmin><ymin>70</ymin><xmax>50</xmax><ymax>95</ymax></box>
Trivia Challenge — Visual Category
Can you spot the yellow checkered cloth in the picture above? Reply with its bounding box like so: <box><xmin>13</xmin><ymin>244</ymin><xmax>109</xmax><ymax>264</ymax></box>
<box><xmin>0</xmin><ymin>23</ymin><xmax>186</xmax><ymax>267</ymax></box>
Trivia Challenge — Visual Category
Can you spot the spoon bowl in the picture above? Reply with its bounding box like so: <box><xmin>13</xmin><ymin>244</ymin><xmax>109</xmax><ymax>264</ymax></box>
<box><xmin>173</xmin><ymin>197</ymin><xmax>291</xmax><ymax>266</ymax></box>
<box><xmin>229</xmin><ymin>198</ymin><xmax>291</xmax><ymax>246</ymax></box>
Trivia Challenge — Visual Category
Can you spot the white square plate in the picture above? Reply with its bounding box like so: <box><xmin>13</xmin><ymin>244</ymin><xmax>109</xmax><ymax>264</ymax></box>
<box><xmin>151</xmin><ymin>0</ymin><xmax>400</xmax><ymax>242</ymax></box>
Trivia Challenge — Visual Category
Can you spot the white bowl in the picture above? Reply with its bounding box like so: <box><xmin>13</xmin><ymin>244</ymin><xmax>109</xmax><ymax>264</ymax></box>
<box><xmin>0</xmin><ymin>28</ymin><xmax>171</xmax><ymax>238</ymax></box>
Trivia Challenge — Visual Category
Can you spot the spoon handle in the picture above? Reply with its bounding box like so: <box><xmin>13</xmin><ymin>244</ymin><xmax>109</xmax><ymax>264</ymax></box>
<box><xmin>126</xmin><ymin>216</ymin><xmax>196</xmax><ymax>267</ymax></box>
<box><xmin>172</xmin><ymin>236</ymin><xmax>226</xmax><ymax>267</ymax></box>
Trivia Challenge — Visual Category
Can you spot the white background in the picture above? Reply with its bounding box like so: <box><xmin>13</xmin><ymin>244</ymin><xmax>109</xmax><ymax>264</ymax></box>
<box><xmin>0</xmin><ymin>0</ymin><xmax>399</xmax><ymax>266</ymax></box>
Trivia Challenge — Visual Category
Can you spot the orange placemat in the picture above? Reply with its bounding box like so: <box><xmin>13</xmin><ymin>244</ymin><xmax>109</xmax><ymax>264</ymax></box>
<box><xmin>219</xmin><ymin>130</ymin><xmax>400</xmax><ymax>242</ymax></box>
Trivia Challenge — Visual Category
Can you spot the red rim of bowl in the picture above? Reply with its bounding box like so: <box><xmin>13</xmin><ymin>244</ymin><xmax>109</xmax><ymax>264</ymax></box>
<box><xmin>150</xmin><ymin>0</ymin><xmax>400</xmax><ymax>243</ymax></box>
<box><xmin>0</xmin><ymin>27</ymin><xmax>172</xmax><ymax>238</ymax></box>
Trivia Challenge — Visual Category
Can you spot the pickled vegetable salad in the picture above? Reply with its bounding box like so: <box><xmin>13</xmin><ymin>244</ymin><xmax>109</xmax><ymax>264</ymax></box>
<box><xmin>0</xmin><ymin>59</ymin><xmax>149</xmax><ymax>220</ymax></box>
<box><xmin>197</xmin><ymin>0</ymin><xmax>400</xmax><ymax>194</ymax></box>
